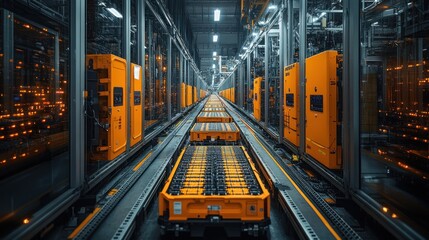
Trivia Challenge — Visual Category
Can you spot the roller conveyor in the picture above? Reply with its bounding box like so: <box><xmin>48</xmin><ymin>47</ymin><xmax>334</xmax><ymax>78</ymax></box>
<box><xmin>201</xmin><ymin>107</ymin><xmax>225</xmax><ymax>112</ymax></box>
<box><xmin>196</xmin><ymin>111</ymin><xmax>232</xmax><ymax>123</ymax></box>
<box><xmin>190</xmin><ymin>122</ymin><xmax>240</xmax><ymax>142</ymax></box>
<box><xmin>167</xmin><ymin>146</ymin><xmax>262</xmax><ymax>196</ymax></box>
<box><xmin>159</xmin><ymin>145</ymin><xmax>270</xmax><ymax>236</ymax></box>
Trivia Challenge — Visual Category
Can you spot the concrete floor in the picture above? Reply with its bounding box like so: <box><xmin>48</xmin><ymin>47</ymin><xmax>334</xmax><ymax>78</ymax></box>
<box><xmin>137</xmin><ymin>198</ymin><xmax>295</xmax><ymax>239</ymax></box>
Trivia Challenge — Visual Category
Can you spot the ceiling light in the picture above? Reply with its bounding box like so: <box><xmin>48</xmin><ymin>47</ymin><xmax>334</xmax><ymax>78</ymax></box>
<box><xmin>213</xmin><ymin>34</ymin><xmax>218</xmax><ymax>42</ymax></box>
<box><xmin>107</xmin><ymin>7</ymin><xmax>123</xmax><ymax>18</ymax></box>
<box><xmin>268</xmin><ymin>5</ymin><xmax>277</xmax><ymax>10</ymax></box>
<box><xmin>212</xmin><ymin>64</ymin><xmax>216</xmax><ymax>69</ymax></box>
<box><xmin>214</xmin><ymin>9</ymin><xmax>220</xmax><ymax>21</ymax></box>
<box><xmin>243</xmin><ymin>46</ymin><xmax>248</xmax><ymax>50</ymax></box>
<box><xmin>252</xmin><ymin>32</ymin><xmax>258</xmax><ymax>36</ymax></box>
<box><xmin>258</xmin><ymin>20</ymin><xmax>266</xmax><ymax>25</ymax></box>
<box><xmin>213</xmin><ymin>51</ymin><xmax>217</xmax><ymax>56</ymax></box>
<box><xmin>213</xmin><ymin>57</ymin><xmax>216</xmax><ymax>60</ymax></box>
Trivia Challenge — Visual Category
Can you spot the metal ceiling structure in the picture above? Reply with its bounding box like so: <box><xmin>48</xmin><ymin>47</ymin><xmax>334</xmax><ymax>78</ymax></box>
<box><xmin>185</xmin><ymin>0</ymin><xmax>242</xmax><ymax>85</ymax></box>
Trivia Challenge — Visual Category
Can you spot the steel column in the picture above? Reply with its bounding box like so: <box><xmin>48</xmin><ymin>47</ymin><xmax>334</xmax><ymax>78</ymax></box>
<box><xmin>148</xmin><ymin>20</ymin><xmax>154</xmax><ymax>120</ymax></box>
<box><xmin>179</xmin><ymin>54</ymin><xmax>183</xmax><ymax>110</ymax></box>
<box><xmin>70</xmin><ymin>0</ymin><xmax>85</xmax><ymax>188</ymax></box>
<box><xmin>167</xmin><ymin>36</ymin><xmax>172</xmax><ymax>120</ymax></box>
<box><xmin>125</xmin><ymin>0</ymin><xmax>131</xmax><ymax>151</ymax></box>
<box><xmin>279</xmin><ymin>1</ymin><xmax>287</xmax><ymax>143</ymax></box>
<box><xmin>264</xmin><ymin>33</ymin><xmax>269</xmax><ymax>127</ymax></box>
<box><xmin>343</xmin><ymin>0</ymin><xmax>360</xmax><ymax>193</ymax></box>
<box><xmin>298</xmin><ymin>0</ymin><xmax>307</xmax><ymax>155</ymax></box>
<box><xmin>139</xmin><ymin>0</ymin><xmax>146</xmax><ymax>133</ymax></box>
<box><xmin>247</xmin><ymin>56</ymin><xmax>251</xmax><ymax>112</ymax></box>
<box><xmin>287</xmin><ymin>0</ymin><xmax>294</xmax><ymax>65</ymax></box>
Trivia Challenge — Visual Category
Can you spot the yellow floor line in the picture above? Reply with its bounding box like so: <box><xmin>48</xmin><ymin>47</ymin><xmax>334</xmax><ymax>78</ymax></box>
<box><xmin>133</xmin><ymin>151</ymin><xmax>153</xmax><ymax>172</ymax></box>
<box><xmin>67</xmin><ymin>207</ymin><xmax>101</xmax><ymax>239</ymax></box>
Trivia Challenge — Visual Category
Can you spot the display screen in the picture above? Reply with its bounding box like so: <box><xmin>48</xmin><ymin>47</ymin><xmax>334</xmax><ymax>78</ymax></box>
<box><xmin>310</xmin><ymin>95</ymin><xmax>323</xmax><ymax>112</ymax></box>
<box><xmin>114</xmin><ymin>87</ymin><xmax>123</xmax><ymax>106</ymax></box>
<box><xmin>286</xmin><ymin>93</ymin><xmax>294</xmax><ymax>107</ymax></box>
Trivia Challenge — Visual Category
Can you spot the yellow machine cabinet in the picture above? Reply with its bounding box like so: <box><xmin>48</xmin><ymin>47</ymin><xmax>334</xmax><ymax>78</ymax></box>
<box><xmin>130</xmin><ymin>63</ymin><xmax>142</xmax><ymax>147</ymax></box>
<box><xmin>181</xmin><ymin>83</ymin><xmax>186</xmax><ymax>108</ymax></box>
<box><xmin>193</xmin><ymin>86</ymin><xmax>197</xmax><ymax>103</ymax></box>
<box><xmin>86</xmin><ymin>54</ymin><xmax>127</xmax><ymax>161</ymax></box>
<box><xmin>305</xmin><ymin>50</ymin><xmax>341</xmax><ymax>169</ymax></box>
<box><xmin>253</xmin><ymin>77</ymin><xmax>262</xmax><ymax>121</ymax></box>
<box><xmin>231</xmin><ymin>88</ymin><xmax>235</xmax><ymax>103</ymax></box>
<box><xmin>284</xmin><ymin>63</ymin><xmax>300</xmax><ymax>147</ymax></box>
<box><xmin>186</xmin><ymin>84</ymin><xmax>193</xmax><ymax>107</ymax></box>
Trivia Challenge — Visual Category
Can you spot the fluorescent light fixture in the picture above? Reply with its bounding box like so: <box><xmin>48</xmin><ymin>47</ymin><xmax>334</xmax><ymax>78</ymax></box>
<box><xmin>252</xmin><ymin>32</ymin><xmax>258</xmax><ymax>36</ymax></box>
<box><xmin>213</xmin><ymin>57</ymin><xmax>216</xmax><ymax>60</ymax></box>
<box><xmin>268</xmin><ymin>4</ymin><xmax>277</xmax><ymax>10</ymax></box>
<box><xmin>320</xmin><ymin>12</ymin><xmax>327</xmax><ymax>17</ymax></box>
<box><xmin>258</xmin><ymin>20</ymin><xmax>266</xmax><ymax>25</ymax></box>
<box><xmin>214</xmin><ymin>9</ymin><xmax>220</xmax><ymax>21</ymax></box>
<box><xmin>213</xmin><ymin>51</ymin><xmax>217</xmax><ymax>56</ymax></box>
<box><xmin>107</xmin><ymin>7</ymin><xmax>123</xmax><ymax>18</ymax></box>
<box><xmin>243</xmin><ymin>46</ymin><xmax>248</xmax><ymax>50</ymax></box>
<box><xmin>212</xmin><ymin>64</ymin><xmax>216</xmax><ymax>69</ymax></box>
<box><xmin>213</xmin><ymin>34</ymin><xmax>218</xmax><ymax>42</ymax></box>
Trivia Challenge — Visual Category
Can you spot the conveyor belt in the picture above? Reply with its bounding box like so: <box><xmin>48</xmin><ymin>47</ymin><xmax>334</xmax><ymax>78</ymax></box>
<box><xmin>220</xmin><ymin>96</ymin><xmax>350</xmax><ymax>240</ymax></box>
<box><xmin>71</xmin><ymin>100</ymin><xmax>206</xmax><ymax>240</ymax></box>
<box><xmin>191</xmin><ymin>122</ymin><xmax>238</xmax><ymax>132</ymax></box>
<box><xmin>202</xmin><ymin>107</ymin><xmax>225</xmax><ymax>112</ymax></box>
<box><xmin>190</xmin><ymin>123</ymin><xmax>240</xmax><ymax>142</ymax></box>
<box><xmin>204</xmin><ymin>104</ymin><xmax>224</xmax><ymax>108</ymax></box>
<box><xmin>197</xmin><ymin>111</ymin><xmax>232</xmax><ymax>123</ymax></box>
<box><xmin>167</xmin><ymin>146</ymin><xmax>262</xmax><ymax>196</ymax></box>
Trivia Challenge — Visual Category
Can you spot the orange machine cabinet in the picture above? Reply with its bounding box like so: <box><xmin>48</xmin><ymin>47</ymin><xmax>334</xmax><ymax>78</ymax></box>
<box><xmin>181</xmin><ymin>83</ymin><xmax>186</xmax><ymax>108</ymax></box>
<box><xmin>186</xmin><ymin>84</ymin><xmax>193</xmax><ymax>107</ymax></box>
<box><xmin>86</xmin><ymin>54</ymin><xmax>127</xmax><ymax>160</ymax></box>
<box><xmin>193</xmin><ymin>86</ymin><xmax>197</xmax><ymax>103</ymax></box>
<box><xmin>253</xmin><ymin>77</ymin><xmax>262</xmax><ymax>121</ymax></box>
<box><xmin>305</xmin><ymin>50</ymin><xmax>341</xmax><ymax>169</ymax></box>
<box><xmin>130</xmin><ymin>63</ymin><xmax>142</xmax><ymax>147</ymax></box>
<box><xmin>231</xmin><ymin>88</ymin><xmax>235</xmax><ymax>103</ymax></box>
<box><xmin>284</xmin><ymin>63</ymin><xmax>300</xmax><ymax>147</ymax></box>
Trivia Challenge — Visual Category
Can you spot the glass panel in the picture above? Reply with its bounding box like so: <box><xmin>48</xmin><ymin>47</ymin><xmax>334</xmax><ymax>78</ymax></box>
<box><xmin>85</xmin><ymin>0</ymin><xmax>124</xmax><ymax>175</ymax></box>
<box><xmin>87</xmin><ymin>0</ymin><xmax>123</xmax><ymax>57</ymax></box>
<box><xmin>247</xmin><ymin>55</ymin><xmax>254</xmax><ymax>113</ymax></box>
<box><xmin>267</xmin><ymin>26</ymin><xmax>280</xmax><ymax>131</ymax></box>
<box><xmin>360</xmin><ymin>0</ymin><xmax>429</xmax><ymax>236</ymax></box>
<box><xmin>130</xmin><ymin>0</ymin><xmax>138</xmax><ymax>63</ymax></box>
<box><xmin>171</xmin><ymin>43</ymin><xmax>180</xmax><ymax>116</ymax></box>
<box><xmin>0</xmin><ymin>2</ymin><xmax>70</xmax><ymax>236</ymax></box>
<box><xmin>144</xmin><ymin>8</ymin><xmax>168</xmax><ymax>133</ymax></box>
<box><xmin>252</xmin><ymin>38</ymin><xmax>265</xmax><ymax>122</ymax></box>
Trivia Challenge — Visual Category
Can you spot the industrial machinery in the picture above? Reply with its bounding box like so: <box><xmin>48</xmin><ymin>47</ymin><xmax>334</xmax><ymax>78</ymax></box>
<box><xmin>197</xmin><ymin>112</ymin><xmax>232</xmax><ymax>123</ymax></box>
<box><xmin>283</xmin><ymin>63</ymin><xmax>300</xmax><ymax>147</ymax></box>
<box><xmin>202</xmin><ymin>107</ymin><xmax>225</xmax><ymax>112</ymax></box>
<box><xmin>186</xmin><ymin>84</ymin><xmax>193</xmax><ymax>107</ymax></box>
<box><xmin>253</xmin><ymin>77</ymin><xmax>263</xmax><ymax>122</ymax></box>
<box><xmin>130</xmin><ymin>63</ymin><xmax>143</xmax><ymax>147</ymax></box>
<box><xmin>181</xmin><ymin>83</ymin><xmax>186</xmax><ymax>108</ymax></box>
<box><xmin>158</xmin><ymin>146</ymin><xmax>270</xmax><ymax>237</ymax></box>
<box><xmin>305</xmin><ymin>50</ymin><xmax>342</xmax><ymax>169</ymax></box>
<box><xmin>86</xmin><ymin>54</ymin><xmax>127</xmax><ymax>161</ymax></box>
<box><xmin>190</xmin><ymin>123</ymin><xmax>240</xmax><ymax>142</ymax></box>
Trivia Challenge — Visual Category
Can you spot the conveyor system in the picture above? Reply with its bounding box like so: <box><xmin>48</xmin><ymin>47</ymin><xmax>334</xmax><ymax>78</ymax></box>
<box><xmin>158</xmin><ymin>146</ymin><xmax>270</xmax><ymax>237</ymax></box>
<box><xmin>190</xmin><ymin>122</ymin><xmax>240</xmax><ymax>142</ymax></box>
